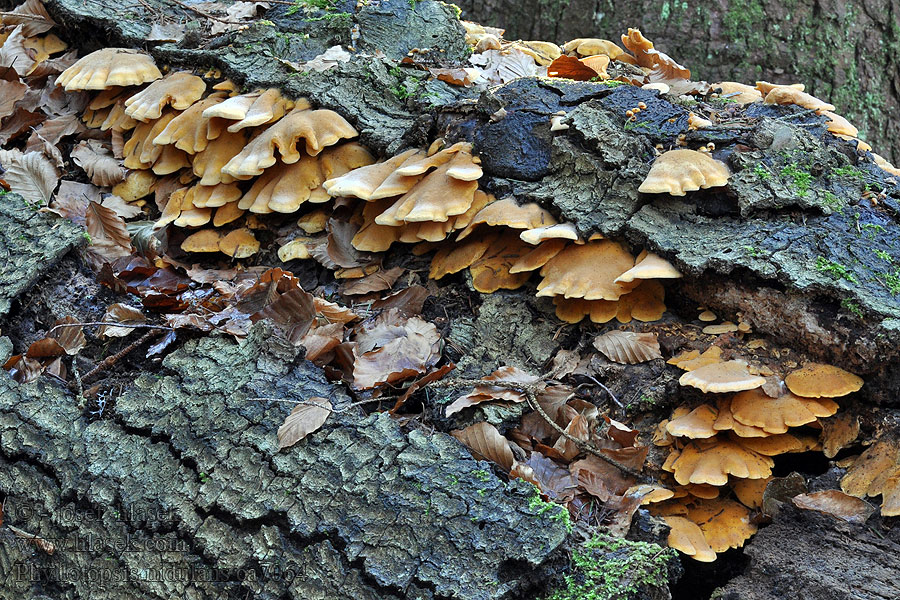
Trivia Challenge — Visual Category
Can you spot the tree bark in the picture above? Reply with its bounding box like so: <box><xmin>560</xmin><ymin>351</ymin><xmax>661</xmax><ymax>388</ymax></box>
<box><xmin>455</xmin><ymin>0</ymin><xmax>900</xmax><ymax>164</ymax></box>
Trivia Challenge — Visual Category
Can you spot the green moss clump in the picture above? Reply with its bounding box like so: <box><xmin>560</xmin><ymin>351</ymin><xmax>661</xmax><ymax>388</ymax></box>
<box><xmin>544</xmin><ymin>535</ymin><xmax>677</xmax><ymax>600</ymax></box>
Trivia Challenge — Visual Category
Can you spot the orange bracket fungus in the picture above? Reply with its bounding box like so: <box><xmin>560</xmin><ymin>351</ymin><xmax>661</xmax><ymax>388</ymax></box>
<box><xmin>638</xmin><ymin>149</ymin><xmax>730</xmax><ymax>196</ymax></box>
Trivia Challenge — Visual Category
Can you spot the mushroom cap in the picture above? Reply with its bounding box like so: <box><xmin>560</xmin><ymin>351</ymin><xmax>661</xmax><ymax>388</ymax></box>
<box><xmin>173</xmin><ymin>207</ymin><xmax>212</xmax><ymax>227</ymax></box>
<box><xmin>323</xmin><ymin>148</ymin><xmax>423</xmax><ymax>200</ymax></box>
<box><xmin>395</xmin><ymin>141</ymin><xmax>471</xmax><ymax>176</ymax></box>
<box><xmin>714</xmin><ymin>81</ymin><xmax>763</xmax><ymax>104</ymax></box>
<box><xmin>784</xmin><ymin>363</ymin><xmax>863</xmax><ymax>398</ymax></box>
<box><xmin>152</xmin><ymin>93</ymin><xmax>227</xmax><ymax>154</ymax></box>
<box><xmin>375</xmin><ymin>159</ymin><xmax>478</xmax><ymax>225</ymax></box>
<box><xmin>702</xmin><ymin>322</ymin><xmax>738</xmax><ymax>335</ymax></box>
<box><xmin>429</xmin><ymin>232</ymin><xmax>495</xmax><ymax>280</ymax></box>
<box><xmin>671</xmin><ymin>437</ymin><xmax>774</xmax><ymax>486</ymax></box>
<box><xmin>615</xmin><ymin>280</ymin><xmax>666</xmax><ymax>323</ymax></box>
<box><xmin>666</xmin><ymin>404</ymin><xmax>719</xmax><ymax>439</ymax></box>
<box><xmin>181</xmin><ymin>229</ymin><xmax>222</xmax><ymax>253</ymax></box>
<box><xmin>189</xmin><ymin>183</ymin><xmax>242</xmax><ymax>208</ymax></box>
<box><xmin>509</xmin><ymin>238</ymin><xmax>568</xmax><ymax>273</ymax></box>
<box><xmin>219</xmin><ymin>228</ymin><xmax>259</xmax><ymax>258</ymax></box>
<box><xmin>111</xmin><ymin>169</ymin><xmax>157</xmax><ymax>203</ymax></box>
<box><xmin>686</xmin><ymin>498</ymin><xmax>757</xmax><ymax>552</ymax></box>
<box><xmin>732</xmin><ymin>476</ymin><xmax>772</xmax><ymax>510</ymax></box>
<box><xmin>764</xmin><ymin>87</ymin><xmax>835</xmax><ymax>112</ymax></box>
<box><xmin>278</xmin><ymin>238</ymin><xmax>312</xmax><ymax>262</ymax></box>
<box><xmin>615</xmin><ymin>251</ymin><xmax>682</xmax><ymax>282</ymax></box>
<box><xmin>731</xmin><ymin>387</ymin><xmax>838</xmax><ymax>434</ymax></box>
<box><xmin>552</xmin><ymin>297</ymin><xmax>618</xmax><ymax>324</ymax></box>
<box><xmin>213</xmin><ymin>201</ymin><xmax>245</xmax><ymax>227</ymax></box>
<box><xmin>732</xmin><ymin>431</ymin><xmax>819</xmax><ymax>456</ymax></box>
<box><xmin>841</xmin><ymin>440</ymin><xmax>900</xmax><ymax>499</ymax></box>
<box><xmin>667</xmin><ymin>346</ymin><xmax>723</xmax><ymax>371</ymax></box>
<box><xmin>663</xmin><ymin>516</ymin><xmax>717</xmax><ymax>562</ymax></box>
<box><xmin>756</xmin><ymin>81</ymin><xmax>805</xmax><ymax>94</ymax></box>
<box><xmin>678</xmin><ymin>360</ymin><xmax>766</xmax><ymax>393</ymax></box>
<box><xmin>123</xmin><ymin>112</ymin><xmax>178</xmax><ymax>170</ymax></box>
<box><xmin>639</xmin><ymin>149</ymin><xmax>730</xmax><ymax>196</ymax></box>
<box><xmin>536</xmin><ymin>240</ymin><xmax>635</xmax><ymax>300</ymax></box>
<box><xmin>124</xmin><ymin>71</ymin><xmax>207</xmax><ymax>122</ymax></box>
<box><xmin>225</xmin><ymin>88</ymin><xmax>300</xmax><ymax>132</ymax></box>
<box><xmin>222</xmin><ymin>108</ymin><xmax>358</xmax><ymax>177</ymax></box>
<box><xmin>562</xmin><ymin>38</ymin><xmax>624</xmax><ymax>59</ymax></box>
<box><xmin>192</xmin><ymin>130</ymin><xmax>249</xmax><ymax>186</ymax></box>
<box><xmin>151</xmin><ymin>144</ymin><xmax>191</xmax><ymax>175</ymax></box>
<box><xmin>57</xmin><ymin>48</ymin><xmax>162</xmax><ymax>91</ymax></box>
<box><xmin>457</xmin><ymin>197</ymin><xmax>556</xmax><ymax>240</ymax></box>
<box><xmin>239</xmin><ymin>155</ymin><xmax>323</xmax><ymax>214</ymax></box>
<box><xmin>352</xmin><ymin>198</ymin><xmax>404</xmax><ymax>252</ymax></box>
<box><xmin>711</xmin><ymin>397</ymin><xmax>769</xmax><ymax>438</ymax></box>
<box><xmin>520</xmin><ymin>222</ymin><xmax>579</xmax><ymax>245</ymax></box>
<box><xmin>468</xmin><ymin>231</ymin><xmax>533</xmax><ymax>293</ymax></box>
<box><xmin>821</xmin><ymin>111</ymin><xmax>858</xmax><ymax>137</ymax></box>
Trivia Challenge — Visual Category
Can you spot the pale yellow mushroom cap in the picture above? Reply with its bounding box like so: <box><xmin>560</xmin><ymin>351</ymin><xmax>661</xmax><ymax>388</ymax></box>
<box><xmin>639</xmin><ymin>149</ymin><xmax>730</xmax><ymax>196</ymax></box>
<box><xmin>57</xmin><ymin>48</ymin><xmax>162</xmax><ymax>91</ymax></box>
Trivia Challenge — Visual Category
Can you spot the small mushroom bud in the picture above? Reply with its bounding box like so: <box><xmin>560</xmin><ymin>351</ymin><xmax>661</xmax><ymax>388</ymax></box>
<box><xmin>633</xmin><ymin>107</ymin><xmax>641</xmax><ymax>114</ymax></box>
<box><xmin>706</xmin><ymin>142</ymin><xmax>716</xmax><ymax>151</ymax></box>
<box><xmin>638</xmin><ymin>102</ymin><xmax>647</xmax><ymax>109</ymax></box>
<box><xmin>626</xmin><ymin>109</ymin><xmax>634</xmax><ymax>118</ymax></box>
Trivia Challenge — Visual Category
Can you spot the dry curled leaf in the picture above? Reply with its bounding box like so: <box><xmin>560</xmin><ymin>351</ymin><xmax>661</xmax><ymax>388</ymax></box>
<box><xmin>86</xmin><ymin>200</ymin><xmax>132</xmax><ymax>262</ymax></box>
<box><xmin>97</xmin><ymin>303</ymin><xmax>146</xmax><ymax>338</ymax></box>
<box><xmin>7</xmin><ymin>524</ymin><xmax>55</xmax><ymax>555</ymax></box>
<box><xmin>793</xmin><ymin>490</ymin><xmax>875</xmax><ymax>524</ymax></box>
<box><xmin>593</xmin><ymin>330</ymin><xmax>662</xmax><ymax>364</ymax></box>
<box><xmin>71</xmin><ymin>140</ymin><xmax>126</xmax><ymax>187</ymax></box>
<box><xmin>451</xmin><ymin>421</ymin><xmax>514</xmax><ymax>470</ymax></box>
<box><xmin>277</xmin><ymin>397</ymin><xmax>332</xmax><ymax>449</ymax></box>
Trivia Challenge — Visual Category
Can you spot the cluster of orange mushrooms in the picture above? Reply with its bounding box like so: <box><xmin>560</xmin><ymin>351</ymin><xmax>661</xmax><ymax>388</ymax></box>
<box><xmin>53</xmin><ymin>26</ymin><xmax>896</xmax><ymax>562</ymax></box>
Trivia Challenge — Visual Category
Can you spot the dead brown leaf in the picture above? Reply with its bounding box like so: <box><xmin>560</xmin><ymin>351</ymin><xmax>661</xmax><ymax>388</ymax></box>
<box><xmin>451</xmin><ymin>421</ymin><xmax>514</xmax><ymax>470</ymax></box>
<box><xmin>793</xmin><ymin>490</ymin><xmax>875</xmax><ymax>524</ymax></box>
<box><xmin>71</xmin><ymin>140</ymin><xmax>126</xmax><ymax>187</ymax></box>
<box><xmin>97</xmin><ymin>303</ymin><xmax>146</xmax><ymax>338</ymax></box>
<box><xmin>0</xmin><ymin>148</ymin><xmax>59</xmax><ymax>206</ymax></box>
<box><xmin>340</xmin><ymin>266</ymin><xmax>404</xmax><ymax>296</ymax></box>
<box><xmin>85</xmin><ymin>200</ymin><xmax>132</xmax><ymax>262</ymax></box>
<box><xmin>593</xmin><ymin>330</ymin><xmax>662</xmax><ymax>364</ymax></box>
<box><xmin>352</xmin><ymin>312</ymin><xmax>441</xmax><ymax>390</ymax></box>
<box><xmin>0</xmin><ymin>79</ymin><xmax>27</xmax><ymax>120</ymax></box>
<box><xmin>277</xmin><ymin>397</ymin><xmax>331</xmax><ymax>449</ymax></box>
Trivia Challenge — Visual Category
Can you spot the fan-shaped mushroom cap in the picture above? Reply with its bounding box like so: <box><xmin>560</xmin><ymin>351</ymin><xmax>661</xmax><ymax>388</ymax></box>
<box><xmin>711</xmin><ymin>397</ymin><xmax>769</xmax><ymax>438</ymax></box>
<box><xmin>152</xmin><ymin>94</ymin><xmax>227</xmax><ymax>154</ymax></box>
<box><xmin>687</xmin><ymin>498</ymin><xmax>757</xmax><ymax>552</ymax></box>
<box><xmin>756</xmin><ymin>81</ymin><xmax>805</xmax><ymax>94</ymax></box>
<box><xmin>509</xmin><ymin>238</ymin><xmax>568</xmax><ymax>273</ymax></box>
<box><xmin>57</xmin><ymin>48</ymin><xmax>162</xmax><ymax>91</ymax></box>
<box><xmin>323</xmin><ymin>148</ymin><xmax>423</xmax><ymax>200</ymax></box>
<box><xmin>187</xmin><ymin>183</ymin><xmax>242</xmax><ymax>208</ymax></box>
<box><xmin>124</xmin><ymin>72</ymin><xmax>206</xmax><ymax>122</ymax></box>
<box><xmin>123</xmin><ymin>112</ymin><xmax>178</xmax><ymax>170</ymax></box>
<box><xmin>151</xmin><ymin>145</ymin><xmax>191</xmax><ymax>175</ymax></box>
<box><xmin>88</xmin><ymin>87</ymin><xmax>128</xmax><ymax>111</ymax></box>
<box><xmin>667</xmin><ymin>346</ymin><xmax>723</xmax><ymax>371</ymax></box>
<box><xmin>615</xmin><ymin>280</ymin><xmax>666</xmax><ymax>323</ymax></box>
<box><xmin>615</xmin><ymin>251</ymin><xmax>682</xmax><ymax>282</ymax></box>
<box><xmin>112</xmin><ymin>169</ymin><xmax>157</xmax><ymax>203</ymax></box>
<box><xmin>318</xmin><ymin>142</ymin><xmax>376</xmax><ymax>180</ymax></box>
<box><xmin>731</xmin><ymin>387</ymin><xmax>838</xmax><ymax>434</ymax></box>
<box><xmin>278</xmin><ymin>238</ymin><xmax>313</xmax><ymax>261</ymax></box>
<box><xmin>872</xmin><ymin>153</ymin><xmax>900</xmax><ymax>177</ymax></box>
<box><xmin>457</xmin><ymin>197</ymin><xmax>556</xmax><ymax>240</ymax></box>
<box><xmin>222</xmin><ymin>108</ymin><xmax>358</xmax><ymax>177</ymax></box>
<box><xmin>552</xmin><ymin>297</ymin><xmax>618</xmax><ymax>324</ymax></box>
<box><xmin>519</xmin><ymin>222</ymin><xmax>579</xmax><ymax>245</ymax></box>
<box><xmin>562</xmin><ymin>38</ymin><xmax>624</xmax><ymax>59</ymax></box>
<box><xmin>732</xmin><ymin>476</ymin><xmax>771</xmax><ymax>510</ymax></box>
<box><xmin>213</xmin><ymin>201</ymin><xmax>245</xmax><ymax>227</ymax></box>
<box><xmin>239</xmin><ymin>155</ymin><xmax>322</xmax><ymax>214</ymax></box>
<box><xmin>714</xmin><ymin>82</ymin><xmax>762</xmax><ymax>104</ymax></box>
<box><xmin>537</xmin><ymin>240</ymin><xmax>635</xmax><ymax>300</ymax></box>
<box><xmin>375</xmin><ymin>159</ymin><xmax>479</xmax><ymax>225</ymax></box>
<box><xmin>663</xmin><ymin>516</ymin><xmax>716</xmax><ymax>562</ymax></box>
<box><xmin>219</xmin><ymin>228</ymin><xmax>259</xmax><ymax>258</ymax></box>
<box><xmin>639</xmin><ymin>149</ymin><xmax>730</xmax><ymax>196</ymax></box>
<box><xmin>395</xmin><ymin>141</ymin><xmax>470</xmax><ymax>176</ymax></box>
<box><xmin>181</xmin><ymin>229</ymin><xmax>222</xmax><ymax>253</ymax></box>
<box><xmin>821</xmin><ymin>111</ymin><xmax>858</xmax><ymax>137</ymax></box>
<box><xmin>733</xmin><ymin>431</ymin><xmax>819</xmax><ymax>456</ymax></box>
<box><xmin>429</xmin><ymin>233</ymin><xmax>496</xmax><ymax>280</ymax></box>
<box><xmin>99</xmin><ymin>100</ymin><xmax>138</xmax><ymax>132</ymax></box>
<box><xmin>223</xmin><ymin>88</ymin><xmax>299</xmax><ymax>132</ymax></box>
<box><xmin>841</xmin><ymin>440</ymin><xmax>900</xmax><ymax>499</ymax></box>
<box><xmin>785</xmin><ymin>363</ymin><xmax>863</xmax><ymax>398</ymax></box>
<box><xmin>679</xmin><ymin>360</ymin><xmax>765</xmax><ymax>394</ymax></box>
<box><xmin>667</xmin><ymin>404</ymin><xmax>718</xmax><ymax>439</ymax></box>
<box><xmin>174</xmin><ymin>207</ymin><xmax>212</xmax><ymax>228</ymax></box>
<box><xmin>764</xmin><ymin>87</ymin><xmax>835</xmax><ymax>112</ymax></box>
<box><xmin>468</xmin><ymin>232</ymin><xmax>534</xmax><ymax>293</ymax></box>
<box><xmin>193</xmin><ymin>130</ymin><xmax>249</xmax><ymax>185</ymax></box>
<box><xmin>671</xmin><ymin>437</ymin><xmax>774</xmax><ymax>486</ymax></box>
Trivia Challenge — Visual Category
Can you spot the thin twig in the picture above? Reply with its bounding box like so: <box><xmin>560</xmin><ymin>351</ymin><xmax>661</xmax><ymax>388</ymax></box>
<box><xmin>73</xmin><ymin>331</ymin><xmax>156</xmax><ymax>388</ymax></box>
<box><xmin>777</xmin><ymin>108</ymin><xmax>821</xmax><ymax>121</ymax></box>
<box><xmin>46</xmin><ymin>322</ymin><xmax>174</xmax><ymax>337</ymax></box>
<box><xmin>431</xmin><ymin>378</ymin><xmax>650</xmax><ymax>482</ymax></box>
<box><xmin>582</xmin><ymin>375</ymin><xmax>622</xmax><ymax>408</ymax></box>
<box><xmin>167</xmin><ymin>0</ymin><xmax>243</xmax><ymax>23</ymax></box>
<box><xmin>250</xmin><ymin>396</ymin><xmax>397</xmax><ymax>414</ymax></box>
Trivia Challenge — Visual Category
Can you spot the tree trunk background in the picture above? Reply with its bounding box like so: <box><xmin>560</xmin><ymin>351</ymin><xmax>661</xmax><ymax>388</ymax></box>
<box><xmin>454</xmin><ymin>0</ymin><xmax>900</xmax><ymax>164</ymax></box>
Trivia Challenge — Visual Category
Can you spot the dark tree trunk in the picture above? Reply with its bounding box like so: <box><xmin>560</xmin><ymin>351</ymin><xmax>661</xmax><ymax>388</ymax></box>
<box><xmin>455</xmin><ymin>0</ymin><xmax>900</xmax><ymax>164</ymax></box>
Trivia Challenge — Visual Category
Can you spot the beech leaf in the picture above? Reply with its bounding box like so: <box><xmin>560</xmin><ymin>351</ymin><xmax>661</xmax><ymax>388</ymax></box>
<box><xmin>593</xmin><ymin>330</ymin><xmax>662</xmax><ymax>364</ymax></box>
<box><xmin>71</xmin><ymin>140</ymin><xmax>126</xmax><ymax>187</ymax></box>
<box><xmin>0</xmin><ymin>149</ymin><xmax>59</xmax><ymax>206</ymax></box>
<box><xmin>451</xmin><ymin>421</ymin><xmax>514</xmax><ymax>470</ymax></box>
<box><xmin>792</xmin><ymin>490</ymin><xmax>875</xmax><ymax>524</ymax></box>
<box><xmin>277</xmin><ymin>397</ymin><xmax>331</xmax><ymax>449</ymax></box>
<box><xmin>85</xmin><ymin>200</ymin><xmax>132</xmax><ymax>262</ymax></box>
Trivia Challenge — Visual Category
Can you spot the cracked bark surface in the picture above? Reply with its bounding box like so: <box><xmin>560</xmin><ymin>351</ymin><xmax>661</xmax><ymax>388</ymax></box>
<box><xmin>0</xmin><ymin>196</ymin><xmax>83</xmax><ymax>317</ymax></box>
<box><xmin>0</xmin><ymin>324</ymin><xmax>568</xmax><ymax>599</ymax></box>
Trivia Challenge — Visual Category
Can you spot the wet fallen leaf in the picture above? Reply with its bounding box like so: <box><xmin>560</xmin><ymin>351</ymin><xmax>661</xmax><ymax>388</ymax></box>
<box><xmin>277</xmin><ymin>397</ymin><xmax>331</xmax><ymax>449</ymax></box>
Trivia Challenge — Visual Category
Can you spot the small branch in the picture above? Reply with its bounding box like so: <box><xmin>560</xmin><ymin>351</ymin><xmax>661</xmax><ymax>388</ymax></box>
<box><xmin>250</xmin><ymin>396</ymin><xmax>396</xmax><ymax>414</ymax></box>
<box><xmin>581</xmin><ymin>375</ymin><xmax>622</xmax><ymax>408</ymax></box>
<box><xmin>167</xmin><ymin>0</ymin><xmax>243</xmax><ymax>23</ymax></box>
<box><xmin>46</xmin><ymin>322</ymin><xmax>174</xmax><ymax>337</ymax></box>
<box><xmin>71</xmin><ymin>331</ymin><xmax>156</xmax><ymax>389</ymax></box>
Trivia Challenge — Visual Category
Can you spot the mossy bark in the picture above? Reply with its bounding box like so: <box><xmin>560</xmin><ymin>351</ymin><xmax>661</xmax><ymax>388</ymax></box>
<box><xmin>454</xmin><ymin>0</ymin><xmax>900</xmax><ymax>164</ymax></box>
